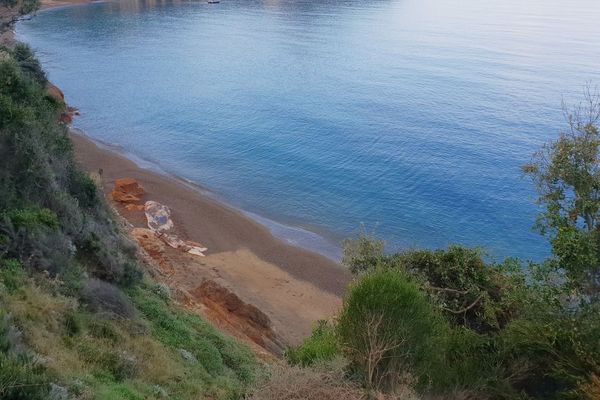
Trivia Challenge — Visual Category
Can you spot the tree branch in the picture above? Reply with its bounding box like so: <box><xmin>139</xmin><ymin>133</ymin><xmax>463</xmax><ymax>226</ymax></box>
<box><xmin>442</xmin><ymin>294</ymin><xmax>484</xmax><ymax>315</ymax></box>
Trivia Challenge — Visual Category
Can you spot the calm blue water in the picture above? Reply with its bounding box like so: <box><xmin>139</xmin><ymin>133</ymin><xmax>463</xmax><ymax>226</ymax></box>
<box><xmin>17</xmin><ymin>0</ymin><xmax>600</xmax><ymax>261</ymax></box>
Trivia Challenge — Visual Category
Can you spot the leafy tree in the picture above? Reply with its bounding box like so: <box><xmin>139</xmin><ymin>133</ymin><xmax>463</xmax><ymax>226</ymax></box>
<box><xmin>337</xmin><ymin>268</ymin><xmax>447</xmax><ymax>392</ymax></box>
<box><xmin>341</xmin><ymin>228</ymin><xmax>384</xmax><ymax>274</ymax></box>
<box><xmin>523</xmin><ymin>85</ymin><xmax>600</xmax><ymax>300</ymax></box>
<box><xmin>389</xmin><ymin>246</ymin><xmax>527</xmax><ymax>333</ymax></box>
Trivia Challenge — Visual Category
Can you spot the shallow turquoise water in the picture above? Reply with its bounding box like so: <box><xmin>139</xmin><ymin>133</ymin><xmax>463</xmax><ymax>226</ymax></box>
<box><xmin>17</xmin><ymin>0</ymin><xmax>600</xmax><ymax>260</ymax></box>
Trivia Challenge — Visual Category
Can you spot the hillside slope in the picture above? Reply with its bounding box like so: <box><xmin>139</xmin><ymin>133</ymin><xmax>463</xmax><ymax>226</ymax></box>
<box><xmin>0</xmin><ymin>42</ymin><xmax>260</xmax><ymax>400</ymax></box>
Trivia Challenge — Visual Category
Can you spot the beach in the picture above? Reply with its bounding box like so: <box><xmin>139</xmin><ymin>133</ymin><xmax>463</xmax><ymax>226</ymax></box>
<box><xmin>1</xmin><ymin>0</ymin><xmax>353</xmax><ymax>356</ymax></box>
<box><xmin>0</xmin><ymin>0</ymin><xmax>354</xmax><ymax>357</ymax></box>
<box><xmin>71</xmin><ymin>131</ymin><xmax>351</xmax><ymax>348</ymax></box>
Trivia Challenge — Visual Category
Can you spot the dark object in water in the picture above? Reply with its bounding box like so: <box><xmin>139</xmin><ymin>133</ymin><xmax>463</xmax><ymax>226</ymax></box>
<box><xmin>207</xmin><ymin>0</ymin><xmax>220</xmax><ymax>3</ymax></box>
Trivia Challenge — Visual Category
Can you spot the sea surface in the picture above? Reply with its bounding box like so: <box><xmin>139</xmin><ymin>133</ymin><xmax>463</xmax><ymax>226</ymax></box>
<box><xmin>17</xmin><ymin>0</ymin><xmax>600</xmax><ymax>261</ymax></box>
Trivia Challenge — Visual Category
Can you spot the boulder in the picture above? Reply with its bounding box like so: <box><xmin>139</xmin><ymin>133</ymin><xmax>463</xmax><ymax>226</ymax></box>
<box><xmin>111</xmin><ymin>178</ymin><xmax>145</xmax><ymax>203</ymax></box>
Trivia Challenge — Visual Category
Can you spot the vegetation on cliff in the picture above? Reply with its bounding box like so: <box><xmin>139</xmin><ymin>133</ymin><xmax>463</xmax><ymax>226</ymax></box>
<box><xmin>1</xmin><ymin>7</ymin><xmax>599</xmax><ymax>398</ymax></box>
<box><xmin>281</xmin><ymin>90</ymin><xmax>600</xmax><ymax>400</ymax></box>
<box><xmin>0</xmin><ymin>44</ymin><xmax>258</xmax><ymax>399</ymax></box>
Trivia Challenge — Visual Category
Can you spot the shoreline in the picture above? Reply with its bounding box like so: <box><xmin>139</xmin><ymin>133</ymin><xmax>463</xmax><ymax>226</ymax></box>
<box><xmin>71</xmin><ymin>130</ymin><xmax>352</xmax><ymax>345</ymax></box>
<box><xmin>70</xmin><ymin>130</ymin><xmax>351</xmax><ymax>295</ymax></box>
<box><xmin>16</xmin><ymin>0</ymin><xmax>346</xmax><ymax>263</ymax></box>
<box><xmin>15</xmin><ymin>0</ymin><xmax>351</xmax><ymax>296</ymax></box>
<box><xmin>8</xmin><ymin>0</ymin><xmax>352</xmax><ymax>346</ymax></box>
<box><xmin>1</xmin><ymin>0</ymin><xmax>92</xmax><ymax>45</ymax></box>
<box><xmin>71</xmin><ymin>128</ymin><xmax>344</xmax><ymax>262</ymax></box>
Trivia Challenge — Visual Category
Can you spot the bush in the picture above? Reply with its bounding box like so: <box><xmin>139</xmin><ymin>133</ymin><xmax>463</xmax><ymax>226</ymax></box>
<box><xmin>80</xmin><ymin>278</ymin><xmax>137</xmax><ymax>318</ymax></box>
<box><xmin>499</xmin><ymin>302</ymin><xmax>600</xmax><ymax>399</ymax></box>
<box><xmin>337</xmin><ymin>268</ymin><xmax>447</xmax><ymax>393</ymax></box>
<box><xmin>0</xmin><ymin>259</ymin><xmax>26</xmax><ymax>293</ymax></box>
<box><xmin>4</xmin><ymin>207</ymin><xmax>59</xmax><ymax>232</ymax></box>
<box><xmin>68</xmin><ymin>169</ymin><xmax>98</xmax><ymax>209</ymax></box>
<box><xmin>79</xmin><ymin>232</ymin><xmax>141</xmax><ymax>286</ymax></box>
<box><xmin>285</xmin><ymin>320</ymin><xmax>340</xmax><ymax>367</ymax></box>
<box><xmin>10</xmin><ymin>44</ymin><xmax>46</xmax><ymax>85</ymax></box>
<box><xmin>392</xmin><ymin>247</ymin><xmax>527</xmax><ymax>333</ymax></box>
<box><xmin>341</xmin><ymin>229</ymin><xmax>385</xmax><ymax>274</ymax></box>
<box><xmin>342</xmin><ymin>238</ymin><xmax>528</xmax><ymax>334</ymax></box>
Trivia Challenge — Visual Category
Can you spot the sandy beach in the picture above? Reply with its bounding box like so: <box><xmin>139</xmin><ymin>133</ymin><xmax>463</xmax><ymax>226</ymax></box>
<box><xmin>71</xmin><ymin>132</ymin><xmax>352</xmax><ymax>348</ymax></box>
<box><xmin>2</xmin><ymin>0</ymin><xmax>352</xmax><ymax>353</ymax></box>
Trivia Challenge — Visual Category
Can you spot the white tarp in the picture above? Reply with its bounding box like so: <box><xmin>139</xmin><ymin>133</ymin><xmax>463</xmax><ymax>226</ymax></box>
<box><xmin>144</xmin><ymin>201</ymin><xmax>207</xmax><ymax>256</ymax></box>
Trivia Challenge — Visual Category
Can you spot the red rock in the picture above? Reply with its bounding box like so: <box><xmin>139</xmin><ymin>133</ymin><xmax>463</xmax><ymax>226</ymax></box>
<box><xmin>59</xmin><ymin>112</ymin><xmax>73</xmax><ymax>124</ymax></box>
<box><xmin>111</xmin><ymin>178</ymin><xmax>145</xmax><ymax>204</ymax></box>
<box><xmin>46</xmin><ymin>83</ymin><xmax>65</xmax><ymax>103</ymax></box>
<box><xmin>131</xmin><ymin>228</ymin><xmax>165</xmax><ymax>258</ymax></box>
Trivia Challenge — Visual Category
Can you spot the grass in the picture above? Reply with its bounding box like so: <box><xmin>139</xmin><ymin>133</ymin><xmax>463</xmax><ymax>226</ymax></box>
<box><xmin>285</xmin><ymin>320</ymin><xmax>340</xmax><ymax>367</ymax></box>
<box><xmin>0</xmin><ymin>273</ymin><xmax>259</xmax><ymax>400</ymax></box>
<box><xmin>0</xmin><ymin>45</ymin><xmax>261</xmax><ymax>400</ymax></box>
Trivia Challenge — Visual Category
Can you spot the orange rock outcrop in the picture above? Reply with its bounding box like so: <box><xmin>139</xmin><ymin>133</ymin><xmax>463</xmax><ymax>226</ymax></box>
<box><xmin>111</xmin><ymin>178</ymin><xmax>145</xmax><ymax>203</ymax></box>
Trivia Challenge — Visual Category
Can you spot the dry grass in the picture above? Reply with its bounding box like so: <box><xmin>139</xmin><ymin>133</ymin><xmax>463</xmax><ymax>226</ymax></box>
<box><xmin>0</xmin><ymin>278</ymin><xmax>193</xmax><ymax>397</ymax></box>
<box><xmin>249</xmin><ymin>359</ymin><xmax>419</xmax><ymax>400</ymax></box>
<box><xmin>4</xmin><ymin>281</ymin><xmax>87</xmax><ymax>374</ymax></box>
<box><xmin>579</xmin><ymin>374</ymin><xmax>600</xmax><ymax>400</ymax></box>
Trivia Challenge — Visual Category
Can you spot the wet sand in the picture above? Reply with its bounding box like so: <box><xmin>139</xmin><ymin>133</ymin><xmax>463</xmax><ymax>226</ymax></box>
<box><xmin>71</xmin><ymin>133</ymin><xmax>351</xmax><ymax>296</ymax></box>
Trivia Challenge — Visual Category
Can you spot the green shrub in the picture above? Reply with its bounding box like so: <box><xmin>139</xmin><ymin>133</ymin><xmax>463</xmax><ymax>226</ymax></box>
<box><xmin>285</xmin><ymin>320</ymin><xmax>340</xmax><ymax>366</ymax></box>
<box><xmin>4</xmin><ymin>207</ymin><xmax>59</xmax><ymax>232</ymax></box>
<box><xmin>11</xmin><ymin>44</ymin><xmax>47</xmax><ymax>85</ymax></box>
<box><xmin>342</xmin><ymin>238</ymin><xmax>528</xmax><ymax>334</ymax></box>
<box><xmin>0</xmin><ymin>259</ymin><xmax>26</xmax><ymax>293</ymax></box>
<box><xmin>80</xmin><ymin>278</ymin><xmax>136</xmax><ymax>318</ymax></box>
<box><xmin>393</xmin><ymin>246</ymin><xmax>527</xmax><ymax>333</ymax></box>
<box><xmin>337</xmin><ymin>268</ymin><xmax>447</xmax><ymax>392</ymax></box>
<box><xmin>341</xmin><ymin>229</ymin><xmax>385</xmax><ymax>274</ymax></box>
<box><xmin>68</xmin><ymin>169</ymin><xmax>98</xmax><ymax>209</ymax></box>
<box><xmin>499</xmin><ymin>302</ymin><xmax>600</xmax><ymax>399</ymax></box>
<box><xmin>78</xmin><ymin>232</ymin><xmax>141</xmax><ymax>287</ymax></box>
<box><xmin>435</xmin><ymin>327</ymin><xmax>510</xmax><ymax>397</ymax></box>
